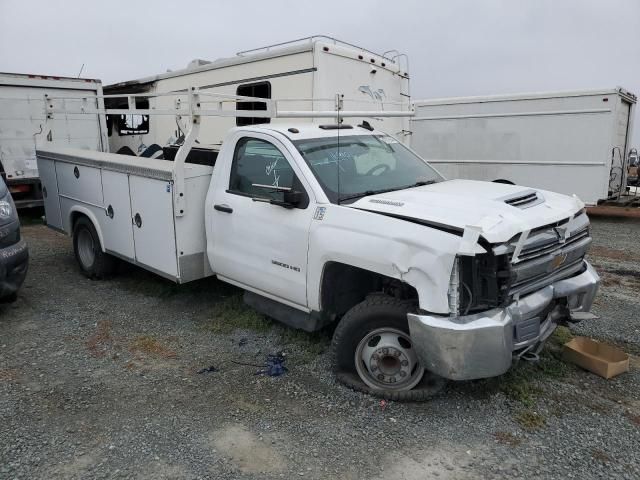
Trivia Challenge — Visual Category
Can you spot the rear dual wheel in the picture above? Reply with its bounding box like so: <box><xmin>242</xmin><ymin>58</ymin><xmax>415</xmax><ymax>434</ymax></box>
<box><xmin>72</xmin><ymin>217</ymin><xmax>116</xmax><ymax>279</ymax></box>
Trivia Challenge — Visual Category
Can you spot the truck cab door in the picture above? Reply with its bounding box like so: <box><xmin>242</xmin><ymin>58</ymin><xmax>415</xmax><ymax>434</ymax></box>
<box><xmin>208</xmin><ymin>133</ymin><xmax>314</xmax><ymax>309</ymax></box>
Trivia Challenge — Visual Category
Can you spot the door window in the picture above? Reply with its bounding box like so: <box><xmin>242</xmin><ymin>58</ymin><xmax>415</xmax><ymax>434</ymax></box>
<box><xmin>229</xmin><ymin>137</ymin><xmax>303</xmax><ymax>204</ymax></box>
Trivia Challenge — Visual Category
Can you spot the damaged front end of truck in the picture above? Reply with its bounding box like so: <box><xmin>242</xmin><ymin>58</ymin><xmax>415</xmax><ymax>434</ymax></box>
<box><xmin>408</xmin><ymin>208</ymin><xmax>599</xmax><ymax>381</ymax></box>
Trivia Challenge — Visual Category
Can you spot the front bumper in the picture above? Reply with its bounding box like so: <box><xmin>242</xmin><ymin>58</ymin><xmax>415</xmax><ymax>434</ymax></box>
<box><xmin>407</xmin><ymin>261</ymin><xmax>600</xmax><ymax>380</ymax></box>
<box><xmin>0</xmin><ymin>238</ymin><xmax>29</xmax><ymax>300</ymax></box>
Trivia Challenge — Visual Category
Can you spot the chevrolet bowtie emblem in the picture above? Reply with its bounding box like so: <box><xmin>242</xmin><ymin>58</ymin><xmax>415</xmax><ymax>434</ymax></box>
<box><xmin>552</xmin><ymin>253</ymin><xmax>568</xmax><ymax>269</ymax></box>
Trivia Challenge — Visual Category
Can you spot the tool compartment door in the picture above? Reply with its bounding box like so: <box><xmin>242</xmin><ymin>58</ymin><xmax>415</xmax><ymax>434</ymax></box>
<box><xmin>37</xmin><ymin>158</ymin><xmax>63</xmax><ymax>230</ymax></box>
<box><xmin>56</xmin><ymin>162</ymin><xmax>103</xmax><ymax>206</ymax></box>
<box><xmin>101</xmin><ymin>170</ymin><xmax>135</xmax><ymax>260</ymax></box>
<box><xmin>129</xmin><ymin>175</ymin><xmax>178</xmax><ymax>278</ymax></box>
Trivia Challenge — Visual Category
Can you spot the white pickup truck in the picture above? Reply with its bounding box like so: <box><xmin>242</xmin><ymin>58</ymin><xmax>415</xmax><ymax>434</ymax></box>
<box><xmin>37</xmin><ymin>97</ymin><xmax>600</xmax><ymax>399</ymax></box>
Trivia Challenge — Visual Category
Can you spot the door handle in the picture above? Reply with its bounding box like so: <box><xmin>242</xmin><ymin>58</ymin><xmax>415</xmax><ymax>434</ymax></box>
<box><xmin>214</xmin><ymin>204</ymin><xmax>233</xmax><ymax>214</ymax></box>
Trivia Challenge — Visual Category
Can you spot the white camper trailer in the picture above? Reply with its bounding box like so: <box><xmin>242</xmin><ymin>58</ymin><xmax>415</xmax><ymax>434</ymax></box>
<box><xmin>104</xmin><ymin>36</ymin><xmax>411</xmax><ymax>158</ymax></box>
<box><xmin>410</xmin><ymin>88</ymin><xmax>637</xmax><ymax>206</ymax></box>
<box><xmin>0</xmin><ymin>73</ymin><xmax>107</xmax><ymax>207</ymax></box>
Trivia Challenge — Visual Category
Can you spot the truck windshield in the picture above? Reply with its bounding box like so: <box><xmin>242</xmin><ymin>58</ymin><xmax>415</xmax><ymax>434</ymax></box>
<box><xmin>293</xmin><ymin>134</ymin><xmax>443</xmax><ymax>204</ymax></box>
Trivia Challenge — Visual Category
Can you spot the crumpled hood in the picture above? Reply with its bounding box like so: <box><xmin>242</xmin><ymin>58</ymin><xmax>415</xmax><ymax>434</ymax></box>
<box><xmin>348</xmin><ymin>179</ymin><xmax>584</xmax><ymax>244</ymax></box>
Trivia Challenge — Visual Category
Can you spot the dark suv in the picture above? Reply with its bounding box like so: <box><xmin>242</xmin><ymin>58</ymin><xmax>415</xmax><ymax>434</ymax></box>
<box><xmin>0</xmin><ymin>176</ymin><xmax>28</xmax><ymax>302</ymax></box>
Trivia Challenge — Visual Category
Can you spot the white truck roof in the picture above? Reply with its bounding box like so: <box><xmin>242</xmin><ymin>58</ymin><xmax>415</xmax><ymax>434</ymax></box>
<box><xmin>247</xmin><ymin>123</ymin><xmax>382</xmax><ymax>141</ymax></box>
<box><xmin>0</xmin><ymin>72</ymin><xmax>102</xmax><ymax>90</ymax></box>
<box><xmin>415</xmin><ymin>87</ymin><xmax>637</xmax><ymax>106</ymax></box>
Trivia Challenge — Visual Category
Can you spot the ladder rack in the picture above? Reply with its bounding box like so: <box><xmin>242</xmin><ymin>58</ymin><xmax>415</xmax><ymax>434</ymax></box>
<box><xmin>42</xmin><ymin>87</ymin><xmax>415</xmax><ymax>217</ymax></box>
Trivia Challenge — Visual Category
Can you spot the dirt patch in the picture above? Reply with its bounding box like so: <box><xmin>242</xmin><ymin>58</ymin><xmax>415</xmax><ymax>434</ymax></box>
<box><xmin>0</xmin><ymin>368</ymin><xmax>19</xmax><ymax>382</ymax></box>
<box><xmin>601</xmin><ymin>272</ymin><xmax>623</xmax><ymax>287</ymax></box>
<box><xmin>592</xmin><ymin>449</ymin><xmax>612</xmax><ymax>463</ymax></box>
<box><xmin>128</xmin><ymin>336</ymin><xmax>176</xmax><ymax>359</ymax></box>
<box><xmin>374</xmin><ymin>446</ymin><xmax>476</xmax><ymax>480</ymax></box>
<box><xmin>211</xmin><ymin>424</ymin><xmax>286</xmax><ymax>474</ymax></box>
<box><xmin>627</xmin><ymin>412</ymin><xmax>640</xmax><ymax>427</ymax></box>
<box><xmin>590</xmin><ymin>246</ymin><xmax>639</xmax><ymax>262</ymax></box>
<box><xmin>85</xmin><ymin>320</ymin><xmax>113</xmax><ymax>358</ymax></box>
<box><xmin>494</xmin><ymin>431</ymin><xmax>522</xmax><ymax>446</ymax></box>
<box><xmin>514</xmin><ymin>410</ymin><xmax>546</xmax><ymax>431</ymax></box>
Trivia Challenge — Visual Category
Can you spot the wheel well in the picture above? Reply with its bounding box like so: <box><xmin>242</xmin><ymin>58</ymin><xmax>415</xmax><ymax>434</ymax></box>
<box><xmin>493</xmin><ymin>179</ymin><xmax>515</xmax><ymax>185</ymax></box>
<box><xmin>70</xmin><ymin>211</ymin><xmax>86</xmax><ymax>231</ymax></box>
<box><xmin>320</xmin><ymin>262</ymin><xmax>418</xmax><ymax>321</ymax></box>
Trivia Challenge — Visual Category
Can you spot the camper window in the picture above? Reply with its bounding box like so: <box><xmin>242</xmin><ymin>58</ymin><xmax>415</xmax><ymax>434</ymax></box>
<box><xmin>236</xmin><ymin>82</ymin><xmax>271</xmax><ymax>126</ymax></box>
<box><xmin>106</xmin><ymin>97</ymin><xmax>150</xmax><ymax>136</ymax></box>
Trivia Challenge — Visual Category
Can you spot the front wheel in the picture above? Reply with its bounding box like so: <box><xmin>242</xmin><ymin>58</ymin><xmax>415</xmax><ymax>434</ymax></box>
<box><xmin>331</xmin><ymin>296</ymin><xmax>443</xmax><ymax>400</ymax></box>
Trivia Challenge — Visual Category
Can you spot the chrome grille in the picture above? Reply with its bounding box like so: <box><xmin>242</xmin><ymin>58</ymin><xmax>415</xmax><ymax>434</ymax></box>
<box><xmin>504</xmin><ymin>212</ymin><xmax>592</xmax><ymax>298</ymax></box>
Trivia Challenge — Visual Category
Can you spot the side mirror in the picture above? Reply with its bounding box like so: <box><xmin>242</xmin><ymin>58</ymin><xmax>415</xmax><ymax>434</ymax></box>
<box><xmin>283</xmin><ymin>189</ymin><xmax>303</xmax><ymax>207</ymax></box>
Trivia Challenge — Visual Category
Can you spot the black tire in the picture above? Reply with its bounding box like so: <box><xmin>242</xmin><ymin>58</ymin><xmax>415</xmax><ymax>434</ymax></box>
<box><xmin>331</xmin><ymin>295</ymin><xmax>445</xmax><ymax>401</ymax></box>
<box><xmin>72</xmin><ymin>217</ymin><xmax>115</xmax><ymax>279</ymax></box>
<box><xmin>0</xmin><ymin>293</ymin><xmax>17</xmax><ymax>304</ymax></box>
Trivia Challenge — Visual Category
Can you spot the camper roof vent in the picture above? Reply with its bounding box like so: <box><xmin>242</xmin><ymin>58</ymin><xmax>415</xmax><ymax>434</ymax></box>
<box><xmin>186</xmin><ymin>59</ymin><xmax>212</xmax><ymax>69</ymax></box>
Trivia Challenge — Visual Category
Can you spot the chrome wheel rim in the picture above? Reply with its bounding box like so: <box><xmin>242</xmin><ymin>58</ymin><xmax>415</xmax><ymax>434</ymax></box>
<box><xmin>77</xmin><ymin>228</ymin><xmax>95</xmax><ymax>269</ymax></box>
<box><xmin>355</xmin><ymin>327</ymin><xmax>424</xmax><ymax>391</ymax></box>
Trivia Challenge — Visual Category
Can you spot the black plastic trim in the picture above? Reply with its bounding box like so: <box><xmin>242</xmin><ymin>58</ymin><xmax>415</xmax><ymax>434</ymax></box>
<box><xmin>353</xmin><ymin>208</ymin><xmax>464</xmax><ymax>237</ymax></box>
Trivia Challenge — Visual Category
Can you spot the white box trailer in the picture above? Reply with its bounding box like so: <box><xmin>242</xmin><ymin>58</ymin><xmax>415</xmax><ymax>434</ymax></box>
<box><xmin>104</xmin><ymin>36</ymin><xmax>411</xmax><ymax>156</ymax></box>
<box><xmin>0</xmin><ymin>73</ymin><xmax>107</xmax><ymax>207</ymax></box>
<box><xmin>410</xmin><ymin>88</ymin><xmax>637</xmax><ymax>206</ymax></box>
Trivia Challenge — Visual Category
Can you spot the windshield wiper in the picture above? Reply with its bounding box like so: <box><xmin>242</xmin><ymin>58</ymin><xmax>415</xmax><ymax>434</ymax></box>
<box><xmin>409</xmin><ymin>179</ymin><xmax>439</xmax><ymax>187</ymax></box>
<box><xmin>338</xmin><ymin>187</ymin><xmax>402</xmax><ymax>204</ymax></box>
<box><xmin>338</xmin><ymin>180</ymin><xmax>439</xmax><ymax>204</ymax></box>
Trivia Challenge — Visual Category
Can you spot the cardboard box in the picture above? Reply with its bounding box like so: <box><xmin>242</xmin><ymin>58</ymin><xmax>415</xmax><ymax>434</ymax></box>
<box><xmin>563</xmin><ymin>337</ymin><xmax>629</xmax><ymax>379</ymax></box>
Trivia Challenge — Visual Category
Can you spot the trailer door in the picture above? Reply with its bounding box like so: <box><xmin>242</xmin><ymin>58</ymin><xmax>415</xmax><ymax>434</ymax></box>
<box><xmin>0</xmin><ymin>86</ymin><xmax>103</xmax><ymax>181</ymax></box>
<box><xmin>609</xmin><ymin>98</ymin><xmax>632</xmax><ymax>197</ymax></box>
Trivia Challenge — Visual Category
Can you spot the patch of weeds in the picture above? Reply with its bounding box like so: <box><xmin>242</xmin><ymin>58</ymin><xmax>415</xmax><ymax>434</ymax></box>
<box><xmin>550</xmin><ymin>326</ymin><xmax>573</xmax><ymax>346</ymax></box>
<box><xmin>494</xmin><ymin>431</ymin><xmax>522</xmax><ymax>446</ymax></box>
<box><xmin>278</xmin><ymin>326</ymin><xmax>331</xmax><ymax>365</ymax></box>
<box><xmin>129</xmin><ymin>336</ymin><xmax>176</xmax><ymax>359</ymax></box>
<box><xmin>498</xmin><ymin>367</ymin><xmax>543</xmax><ymax>407</ymax></box>
<box><xmin>85</xmin><ymin>320</ymin><xmax>112</xmax><ymax>358</ymax></box>
<box><xmin>514</xmin><ymin>410</ymin><xmax>546</xmax><ymax>431</ymax></box>
<box><xmin>495</xmin><ymin>342</ymin><xmax>571</xmax><ymax>406</ymax></box>
<box><xmin>536</xmin><ymin>351</ymin><xmax>570</xmax><ymax>378</ymax></box>
<box><xmin>206</xmin><ymin>294</ymin><xmax>273</xmax><ymax>334</ymax></box>
<box><xmin>591</xmin><ymin>448</ymin><xmax>612</xmax><ymax>463</ymax></box>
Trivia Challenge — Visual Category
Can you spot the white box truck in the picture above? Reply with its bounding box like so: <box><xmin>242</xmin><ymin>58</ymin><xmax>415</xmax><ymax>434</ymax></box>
<box><xmin>36</xmin><ymin>87</ymin><xmax>599</xmax><ymax>399</ymax></box>
<box><xmin>0</xmin><ymin>73</ymin><xmax>108</xmax><ymax>208</ymax></box>
<box><xmin>411</xmin><ymin>88</ymin><xmax>637</xmax><ymax>206</ymax></box>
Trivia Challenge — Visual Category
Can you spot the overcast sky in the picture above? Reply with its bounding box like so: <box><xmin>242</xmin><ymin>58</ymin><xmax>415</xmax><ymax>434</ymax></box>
<box><xmin>1</xmin><ymin>0</ymin><xmax>639</xmax><ymax>143</ymax></box>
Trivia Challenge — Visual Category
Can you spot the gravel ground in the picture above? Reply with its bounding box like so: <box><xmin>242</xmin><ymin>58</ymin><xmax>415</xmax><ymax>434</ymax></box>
<box><xmin>1</xmin><ymin>216</ymin><xmax>639</xmax><ymax>480</ymax></box>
